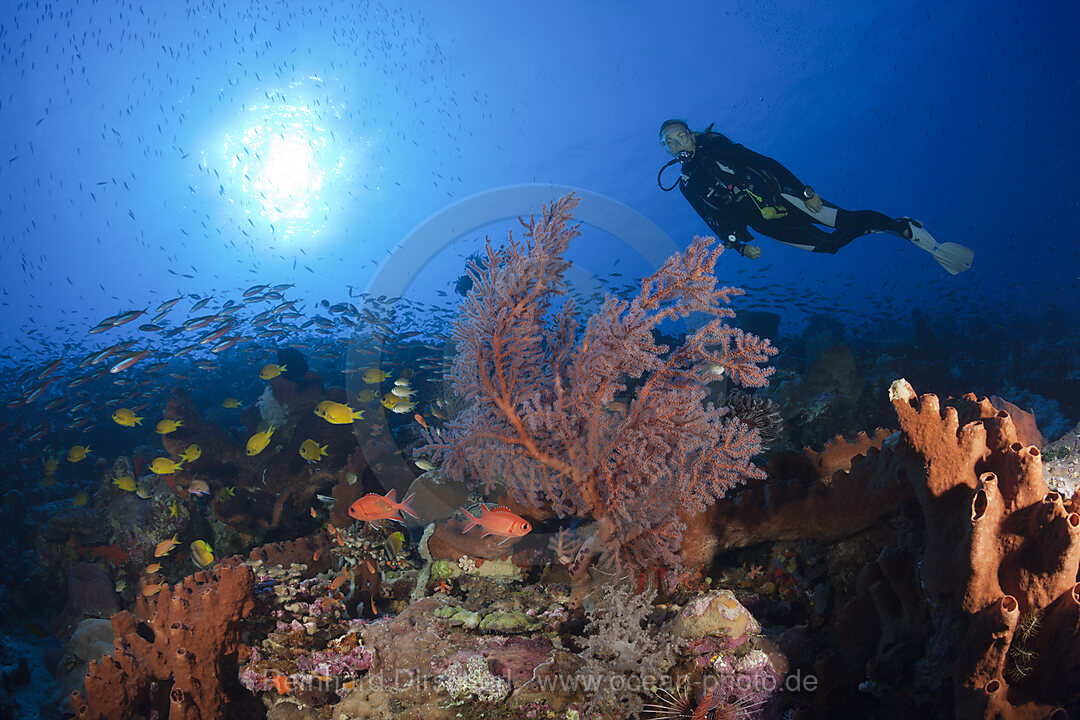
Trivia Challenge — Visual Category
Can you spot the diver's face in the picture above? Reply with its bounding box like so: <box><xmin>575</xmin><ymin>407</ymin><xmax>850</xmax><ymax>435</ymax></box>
<box><xmin>662</xmin><ymin>126</ymin><xmax>695</xmax><ymax>156</ymax></box>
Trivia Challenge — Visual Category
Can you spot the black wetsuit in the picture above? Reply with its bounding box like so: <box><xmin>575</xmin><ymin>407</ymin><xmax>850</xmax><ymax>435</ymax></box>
<box><xmin>677</xmin><ymin>131</ymin><xmax>907</xmax><ymax>254</ymax></box>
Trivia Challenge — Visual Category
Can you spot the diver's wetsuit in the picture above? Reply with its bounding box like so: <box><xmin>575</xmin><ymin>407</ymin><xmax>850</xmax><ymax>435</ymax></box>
<box><xmin>677</xmin><ymin>131</ymin><xmax>908</xmax><ymax>254</ymax></box>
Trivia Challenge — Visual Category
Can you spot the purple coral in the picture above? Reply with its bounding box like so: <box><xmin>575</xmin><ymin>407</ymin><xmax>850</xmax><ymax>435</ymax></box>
<box><xmin>710</xmin><ymin>649</ymin><xmax>783</xmax><ymax>717</ymax></box>
<box><xmin>420</xmin><ymin>194</ymin><xmax>776</xmax><ymax>577</ymax></box>
<box><xmin>295</xmin><ymin>646</ymin><xmax>373</xmax><ymax>676</ymax></box>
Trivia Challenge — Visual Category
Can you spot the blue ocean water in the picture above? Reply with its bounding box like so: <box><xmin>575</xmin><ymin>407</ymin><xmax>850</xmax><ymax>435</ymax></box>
<box><xmin>3</xmin><ymin>1</ymin><xmax>1077</xmax><ymax>344</ymax></box>
<box><xmin>1</xmin><ymin>1</ymin><xmax>1079</xmax><ymax>716</ymax></box>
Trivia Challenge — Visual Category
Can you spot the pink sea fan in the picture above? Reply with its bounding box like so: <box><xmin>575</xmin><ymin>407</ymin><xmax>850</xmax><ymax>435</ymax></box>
<box><xmin>420</xmin><ymin>195</ymin><xmax>776</xmax><ymax>578</ymax></box>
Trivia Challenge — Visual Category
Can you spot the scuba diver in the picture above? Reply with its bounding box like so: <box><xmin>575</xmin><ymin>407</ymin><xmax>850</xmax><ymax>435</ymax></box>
<box><xmin>657</xmin><ymin>119</ymin><xmax>973</xmax><ymax>274</ymax></box>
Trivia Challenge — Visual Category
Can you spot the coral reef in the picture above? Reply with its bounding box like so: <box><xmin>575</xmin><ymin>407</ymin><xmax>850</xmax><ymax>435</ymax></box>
<box><xmin>238</xmin><ymin>560</ymin><xmax>374</xmax><ymax>701</ymax></box>
<box><xmin>575</xmin><ymin>583</ymin><xmax>677</xmax><ymax>718</ymax></box>
<box><xmin>53</xmin><ymin>618</ymin><xmax>114</xmax><ymax>714</ymax></box>
<box><xmin>71</xmin><ymin>564</ymin><xmax>257</xmax><ymax>720</ymax></box>
<box><xmin>885</xmin><ymin>379</ymin><xmax>1080</xmax><ymax>718</ymax></box>
<box><xmin>437</xmin><ymin>654</ymin><xmax>510</xmax><ymax>703</ymax></box>
<box><xmin>700</xmin><ymin>428</ymin><xmax>906</xmax><ymax>554</ymax></box>
<box><xmin>420</xmin><ymin>194</ymin><xmax>776</xmax><ymax>584</ymax></box>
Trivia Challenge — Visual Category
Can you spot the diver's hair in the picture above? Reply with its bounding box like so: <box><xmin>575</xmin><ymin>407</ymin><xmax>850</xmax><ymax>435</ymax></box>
<box><xmin>696</xmin><ymin>123</ymin><xmax>733</xmax><ymax>144</ymax></box>
<box><xmin>659</xmin><ymin>118</ymin><xmax>690</xmax><ymax>139</ymax></box>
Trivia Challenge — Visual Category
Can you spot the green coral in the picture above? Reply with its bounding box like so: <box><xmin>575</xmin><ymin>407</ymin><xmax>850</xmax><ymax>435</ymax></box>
<box><xmin>478</xmin><ymin>610</ymin><xmax>541</xmax><ymax>633</ymax></box>
<box><xmin>431</xmin><ymin>558</ymin><xmax>462</xmax><ymax>580</ymax></box>
<box><xmin>1042</xmin><ymin>446</ymin><xmax>1072</xmax><ymax>462</ymax></box>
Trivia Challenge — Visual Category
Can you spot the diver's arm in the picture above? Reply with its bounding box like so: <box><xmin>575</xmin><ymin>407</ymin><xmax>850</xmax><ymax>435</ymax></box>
<box><xmin>684</xmin><ymin>188</ymin><xmax>735</xmax><ymax>239</ymax></box>
<box><xmin>723</xmin><ymin>142</ymin><xmax>807</xmax><ymax>194</ymax></box>
<box><xmin>683</xmin><ymin>189</ymin><xmax>756</xmax><ymax>255</ymax></box>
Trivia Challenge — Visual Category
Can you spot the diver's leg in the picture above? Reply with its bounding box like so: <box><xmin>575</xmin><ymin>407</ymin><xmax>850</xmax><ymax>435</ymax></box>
<box><xmin>762</xmin><ymin>221</ymin><xmax>862</xmax><ymax>254</ymax></box>
<box><xmin>833</xmin><ymin>209</ymin><xmax>910</xmax><ymax>237</ymax></box>
<box><xmin>780</xmin><ymin>193</ymin><xmax>912</xmax><ymax>238</ymax></box>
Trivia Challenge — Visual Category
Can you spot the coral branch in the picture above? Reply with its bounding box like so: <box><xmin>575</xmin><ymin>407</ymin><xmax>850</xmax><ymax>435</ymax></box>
<box><xmin>420</xmin><ymin>194</ymin><xmax>776</xmax><ymax>578</ymax></box>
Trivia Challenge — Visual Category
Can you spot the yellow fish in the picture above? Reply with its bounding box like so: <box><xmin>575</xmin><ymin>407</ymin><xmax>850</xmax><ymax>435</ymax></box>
<box><xmin>43</xmin><ymin>458</ymin><xmax>59</xmax><ymax>475</ymax></box>
<box><xmin>179</xmin><ymin>444</ymin><xmax>201</xmax><ymax>463</ymax></box>
<box><xmin>380</xmin><ymin>393</ymin><xmax>402</xmax><ymax>410</ymax></box>
<box><xmin>356</xmin><ymin>388</ymin><xmax>377</xmax><ymax>403</ymax></box>
<box><xmin>41</xmin><ymin>475</ymin><xmax>57</xmax><ymax>487</ymax></box>
<box><xmin>385</xmin><ymin>531</ymin><xmax>405</xmax><ymax>559</ymax></box>
<box><xmin>362</xmin><ymin>368</ymin><xmax>390</xmax><ymax>384</ymax></box>
<box><xmin>190</xmin><ymin>540</ymin><xmax>214</xmax><ymax>569</ymax></box>
<box><xmin>259</xmin><ymin>363</ymin><xmax>286</xmax><ymax>380</ymax></box>
<box><xmin>67</xmin><ymin>445</ymin><xmax>91</xmax><ymax>462</ymax></box>
<box><xmin>299</xmin><ymin>439</ymin><xmax>328</xmax><ymax>462</ymax></box>
<box><xmin>314</xmin><ymin>400</ymin><xmax>335</xmax><ymax>416</ymax></box>
<box><xmin>221</xmin><ymin>397</ymin><xmax>243</xmax><ymax>408</ymax></box>
<box><xmin>72</xmin><ymin>490</ymin><xmax>90</xmax><ymax>507</ymax></box>
<box><xmin>112</xmin><ymin>475</ymin><xmax>136</xmax><ymax>492</ymax></box>
<box><xmin>246</xmin><ymin>425</ymin><xmax>276</xmax><ymax>456</ymax></box>
<box><xmin>154</xmin><ymin>533</ymin><xmax>180</xmax><ymax>557</ymax></box>
<box><xmin>141</xmin><ymin>581</ymin><xmax>165</xmax><ymax>596</ymax></box>
<box><xmin>317</xmin><ymin>401</ymin><xmax>363</xmax><ymax>425</ymax></box>
<box><xmin>168</xmin><ymin>501</ymin><xmax>178</xmax><ymax>518</ymax></box>
<box><xmin>149</xmin><ymin>457</ymin><xmax>184</xmax><ymax>475</ymax></box>
<box><xmin>112</xmin><ymin>408</ymin><xmax>144</xmax><ymax>426</ymax></box>
<box><xmin>155</xmin><ymin>419</ymin><xmax>182</xmax><ymax>434</ymax></box>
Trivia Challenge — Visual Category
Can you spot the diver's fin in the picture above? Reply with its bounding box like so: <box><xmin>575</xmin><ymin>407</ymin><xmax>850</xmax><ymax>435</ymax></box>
<box><xmin>902</xmin><ymin>220</ymin><xmax>974</xmax><ymax>275</ymax></box>
<box><xmin>931</xmin><ymin>242</ymin><xmax>974</xmax><ymax>275</ymax></box>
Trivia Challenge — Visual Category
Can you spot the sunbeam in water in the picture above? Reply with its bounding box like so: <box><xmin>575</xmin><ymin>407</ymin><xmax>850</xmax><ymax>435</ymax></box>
<box><xmin>220</xmin><ymin>95</ymin><xmax>344</xmax><ymax>240</ymax></box>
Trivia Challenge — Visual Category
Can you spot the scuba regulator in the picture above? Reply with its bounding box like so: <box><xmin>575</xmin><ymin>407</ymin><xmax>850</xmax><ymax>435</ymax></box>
<box><xmin>658</xmin><ymin>153</ymin><xmax>691</xmax><ymax>191</ymax></box>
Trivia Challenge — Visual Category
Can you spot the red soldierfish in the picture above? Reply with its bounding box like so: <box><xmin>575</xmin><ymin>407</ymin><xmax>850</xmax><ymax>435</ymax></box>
<box><xmin>460</xmin><ymin>506</ymin><xmax>532</xmax><ymax>543</ymax></box>
<box><xmin>348</xmin><ymin>489</ymin><xmax>419</xmax><ymax>524</ymax></box>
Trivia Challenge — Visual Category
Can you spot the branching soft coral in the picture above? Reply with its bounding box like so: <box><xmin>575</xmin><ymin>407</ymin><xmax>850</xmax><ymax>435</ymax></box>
<box><xmin>577</xmin><ymin>583</ymin><xmax>678</xmax><ymax>718</ymax></box>
<box><xmin>419</xmin><ymin>194</ymin><xmax>776</xmax><ymax>579</ymax></box>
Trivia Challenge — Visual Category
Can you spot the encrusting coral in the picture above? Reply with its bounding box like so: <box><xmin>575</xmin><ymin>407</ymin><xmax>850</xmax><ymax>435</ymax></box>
<box><xmin>419</xmin><ymin>194</ymin><xmax>777</xmax><ymax>587</ymax></box>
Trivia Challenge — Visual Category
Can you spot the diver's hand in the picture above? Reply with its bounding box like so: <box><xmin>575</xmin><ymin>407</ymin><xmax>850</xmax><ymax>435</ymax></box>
<box><xmin>804</xmin><ymin>189</ymin><xmax>823</xmax><ymax>213</ymax></box>
<box><xmin>742</xmin><ymin>245</ymin><xmax>762</xmax><ymax>259</ymax></box>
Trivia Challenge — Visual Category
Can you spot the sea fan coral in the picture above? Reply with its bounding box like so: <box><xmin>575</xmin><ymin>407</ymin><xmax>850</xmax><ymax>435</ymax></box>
<box><xmin>420</xmin><ymin>194</ymin><xmax>776</xmax><ymax>578</ymax></box>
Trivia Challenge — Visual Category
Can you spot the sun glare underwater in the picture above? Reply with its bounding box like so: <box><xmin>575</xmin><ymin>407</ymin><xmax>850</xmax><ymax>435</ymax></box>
<box><xmin>1</xmin><ymin>2</ymin><xmax>1079</xmax><ymax>720</ymax></box>
<box><xmin>217</xmin><ymin>77</ymin><xmax>348</xmax><ymax>241</ymax></box>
